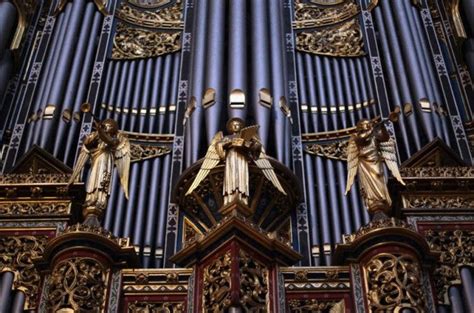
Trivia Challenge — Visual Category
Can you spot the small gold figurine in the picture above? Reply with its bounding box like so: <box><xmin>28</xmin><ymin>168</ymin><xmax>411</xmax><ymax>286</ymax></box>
<box><xmin>69</xmin><ymin>119</ymin><xmax>130</xmax><ymax>225</ymax></box>
<box><xmin>345</xmin><ymin>109</ymin><xmax>405</xmax><ymax>216</ymax></box>
<box><xmin>186</xmin><ymin>118</ymin><xmax>286</xmax><ymax>208</ymax></box>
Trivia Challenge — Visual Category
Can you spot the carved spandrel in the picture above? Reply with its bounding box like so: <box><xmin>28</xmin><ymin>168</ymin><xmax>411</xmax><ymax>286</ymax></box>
<box><xmin>0</xmin><ymin>235</ymin><xmax>48</xmax><ymax>310</ymax></box>
<box><xmin>364</xmin><ymin>253</ymin><xmax>426</xmax><ymax>312</ymax></box>
<box><xmin>239</xmin><ymin>250</ymin><xmax>269</xmax><ymax>312</ymax></box>
<box><xmin>46</xmin><ymin>257</ymin><xmax>108</xmax><ymax>312</ymax></box>
<box><xmin>425</xmin><ymin>229</ymin><xmax>474</xmax><ymax>304</ymax></box>
<box><xmin>288</xmin><ymin>299</ymin><xmax>345</xmax><ymax>313</ymax></box>
<box><xmin>128</xmin><ymin>301</ymin><xmax>185</xmax><ymax>312</ymax></box>
<box><xmin>202</xmin><ymin>251</ymin><xmax>232</xmax><ymax>312</ymax></box>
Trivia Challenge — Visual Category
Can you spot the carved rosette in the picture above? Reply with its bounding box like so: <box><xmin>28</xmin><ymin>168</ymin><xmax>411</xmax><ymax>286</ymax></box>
<box><xmin>46</xmin><ymin>257</ymin><xmax>108</xmax><ymax>312</ymax></box>
<box><xmin>202</xmin><ymin>251</ymin><xmax>232</xmax><ymax>311</ymax></box>
<box><xmin>425</xmin><ymin>229</ymin><xmax>474</xmax><ymax>304</ymax></box>
<box><xmin>239</xmin><ymin>250</ymin><xmax>269</xmax><ymax>312</ymax></box>
<box><xmin>364</xmin><ymin>253</ymin><xmax>426</xmax><ymax>312</ymax></box>
<box><xmin>0</xmin><ymin>235</ymin><xmax>48</xmax><ymax>310</ymax></box>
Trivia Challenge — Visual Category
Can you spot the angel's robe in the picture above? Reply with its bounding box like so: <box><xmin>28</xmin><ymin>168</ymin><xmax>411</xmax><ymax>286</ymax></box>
<box><xmin>356</xmin><ymin>135</ymin><xmax>392</xmax><ymax>212</ymax></box>
<box><xmin>221</xmin><ymin>137</ymin><xmax>250</xmax><ymax>206</ymax></box>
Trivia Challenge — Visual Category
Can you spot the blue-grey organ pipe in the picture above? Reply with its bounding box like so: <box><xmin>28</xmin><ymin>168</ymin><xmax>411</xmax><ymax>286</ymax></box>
<box><xmin>332</xmin><ymin>60</ymin><xmax>348</xmax><ymax>129</ymax></box>
<box><xmin>269</xmin><ymin>0</ymin><xmax>290</xmax><ymax>164</ymax></box>
<box><xmin>129</xmin><ymin>60</ymin><xmax>145</xmax><ymax>132</ymax></box>
<box><xmin>460</xmin><ymin>267</ymin><xmax>474</xmax><ymax>310</ymax></box>
<box><xmin>150</xmin><ymin>57</ymin><xmax>164</xmax><ymax>133</ymax></box>
<box><xmin>388</xmin><ymin>0</ymin><xmax>435</xmax><ymax>141</ymax></box>
<box><xmin>52</xmin><ymin>3</ymin><xmax>95</xmax><ymax>157</ymax></box>
<box><xmin>304</xmin><ymin>153</ymin><xmax>320</xmax><ymax>266</ymax></box>
<box><xmin>186</xmin><ymin>0</ymin><xmax>208</xmax><ymax>166</ymax></box>
<box><xmin>11</xmin><ymin>291</ymin><xmax>25</xmax><ymax>313</ymax></box>
<box><xmin>40</xmin><ymin>0</ymin><xmax>87</xmax><ymax>148</ymax></box>
<box><xmin>61</xmin><ymin>12</ymin><xmax>102</xmax><ymax>165</ymax></box>
<box><xmin>303</xmin><ymin>53</ymin><xmax>318</xmax><ymax>132</ymax></box>
<box><xmin>402</xmin><ymin>0</ymin><xmax>443</xmax><ymax>140</ymax></box>
<box><xmin>24</xmin><ymin>5</ymin><xmax>70</xmax><ymax>151</ymax></box>
<box><xmin>0</xmin><ymin>1</ymin><xmax>17</xmax><ymax>55</ymax></box>
<box><xmin>120</xmin><ymin>62</ymin><xmax>136</xmax><ymax>130</ymax></box>
<box><xmin>449</xmin><ymin>285</ymin><xmax>466</xmax><ymax>313</ymax></box>
<box><xmin>168</xmin><ymin>52</ymin><xmax>181</xmax><ymax>133</ymax></box>
<box><xmin>0</xmin><ymin>271</ymin><xmax>13</xmax><ymax>312</ymax></box>
<box><xmin>0</xmin><ymin>52</ymin><xmax>13</xmax><ymax>104</ymax></box>
<box><xmin>341</xmin><ymin>59</ymin><xmax>356</xmax><ymax>127</ymax></box>
<box><xmin>315</xmin><ymin>156</ymin><xmax>331</xmax><ymax>265</ymax></box>
<box><xmin>204</xmin><ymin>0</ymin><xmax>226</xmax><ymax>144</ymax></box>
<box><xmin>141</xmin><ymin>58</ymin><xmax>153</xmax><ymax>132</ymax></box>
<box><xmin>228</xmin><ymin>0</ymin><xmax>247</xmax><ymax>120</ymax></box>
<box><xmin>374</xmin><ymin>4</ymin><xmax>423</xmax><ymax>153</ymax></box>
<box><xmin>250</xmin><ymin>0</ymin><xmax>271</xmax><ymax>147</ymax></box>
<box><xmin>437</xmin><ymin>306</ymin><xmax>449</xmax><ymax>313</ymax></box>
<box><xmin>296</xmin><ymin>53</ymin><xmax>310</xmax><ymax>133</ymax></box>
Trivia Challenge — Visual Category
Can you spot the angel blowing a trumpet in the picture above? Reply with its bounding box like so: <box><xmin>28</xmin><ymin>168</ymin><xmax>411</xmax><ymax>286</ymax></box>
<box><xmin>186</xmin><ymin>118</ymin><xmax>286</xmax><ymax>207</ymax></box>
<box><xmin>345</xmin><ymin>115</ymin><xmax>405</xmax><ymax>216</ymax></box>
<box><xmin>68</xmin><ymin>118</ymin><xmax>130</xmax><ymax>225</ymax></box>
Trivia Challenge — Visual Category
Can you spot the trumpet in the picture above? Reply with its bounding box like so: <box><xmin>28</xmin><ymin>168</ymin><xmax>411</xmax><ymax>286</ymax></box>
<box><xmin>80</xmin><ymin>103</ymin><xmax>101</xmax><ymax>128</ymax></box>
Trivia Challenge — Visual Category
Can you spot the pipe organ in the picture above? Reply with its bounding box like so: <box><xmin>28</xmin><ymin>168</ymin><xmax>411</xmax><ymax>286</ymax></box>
<box><xmin>0</xmin><ymin>0</ymin><xmax>473</xmax><ymax>312</ymax></box>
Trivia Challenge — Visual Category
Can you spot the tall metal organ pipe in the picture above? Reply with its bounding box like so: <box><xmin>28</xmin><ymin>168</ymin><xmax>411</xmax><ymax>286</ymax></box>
<box><xmin>0</xmin><ymin>1</ymin><xmax>16</xmax><ymax>100</ymax></box>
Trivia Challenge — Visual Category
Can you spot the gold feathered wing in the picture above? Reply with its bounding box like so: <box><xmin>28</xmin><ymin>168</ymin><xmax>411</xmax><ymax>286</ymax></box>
<box><xmin>186</xmin><ymin>132</ymin><xmax>224</xmax><ymax>196</ymax></box>
<box><xmin>68</xmin><ymin>145</ymin><xmax>90</xmax><ymax>185</ymax></box>
<box><xmin>379</xmin><ymin>138</ymin><xmax>406</xmax><ymax>185</ymax></box>
<box><xmin>114</xmin><ymin>134</ymin><xmax>131</xmax><ymax>199</ymax></box>
<box><xmin>345</xmin><ymin>137</ymin><xmax>359</xmax><ymax>194</ymax></box>
<box><xmin>254</xmin><ymin>146</ymin><xmax>287</xmax><ymax>195</ymax></box>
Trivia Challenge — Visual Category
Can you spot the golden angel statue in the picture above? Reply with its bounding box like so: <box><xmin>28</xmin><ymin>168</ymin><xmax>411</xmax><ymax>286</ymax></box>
<box><xmin>68</xmin><ymin>119</ymin><xmax>130</xmax><ymax>225</ymax></box>
<box><xmin>345</xmin><ymin>113</ymin><xmax>405</xmax><ymax>216</ymax></box>
<box><xmin>186</xmin><ymin>118</ymin><xmax>286</xmax><ymax>208</ymax></box>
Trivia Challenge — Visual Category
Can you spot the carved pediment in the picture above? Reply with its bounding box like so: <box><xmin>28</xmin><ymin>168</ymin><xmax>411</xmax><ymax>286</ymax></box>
<box><xmin>9</xmin><ymin>145</ymin><xmax>72</xmax><ymax>175</ymax></box>
<box><xmin>400</xmin><ymin>138</ymin><xmax>466</xmax><ymax>168</ymax></box>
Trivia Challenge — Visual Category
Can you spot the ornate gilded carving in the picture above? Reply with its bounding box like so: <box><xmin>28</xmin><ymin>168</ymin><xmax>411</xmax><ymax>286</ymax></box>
<box><xmin>0</xmin><ymin>201</ymin><xmax>70</xmax><ymax>216</ymax></box>
<box><xmin>128</xmin><ymin>0</ymin><xmax>171</xmax><ymax>9</ymax></box>
<box><xmin>0</xmin><ymin>235</ymin><xmax>48</xmax><ymax>310</ymax></box>
<box><xmin>404</xmin><ymin>195</ymin><xmax>474</xmax><ymax>209</ymax></box>
<box><xmin>399</xmin><ymin>167</ymin><xmax>474</xmax><ymax>178</ymax></box>
<box><xmin>47</xmin><ymin>257</ymin><xmax>108</xmax><ymax>312</ymax></box>
<box><xmin>239</xmin><ymin>250</ymin><xmax>269</xmax><ymax>312</ymax></box>
<box><xmin>60</xmin><ymin>223</ymin><xmax>131</xmax><ymax>248</ymax></box>
<box><xmin>130</xmin><ymin>143</ymin><xmax>171</xmax><ymax>162</ymax></box>
<box><xmin>343</xmin><ymin>218</ymin><xmax>416</xmax><ymax>244</ymax></box>
<box><xmin>364</xmin><ymin>253</ymin><xmax>425</xmax><ymax>311</ymax></box>
<box><xmin>425</xmin><ymin>229</ymin><xmax>474</xmax><ymax>304</ymax></box>
<box><xmin>295</xmin><ymin>19</ymin><xmax>364</xmax><ymax>57</ymax></box>
<box><xmin>288</xmin><ymin>299</ymin><xmax>345</xmax><ymax>313</ymax></box>
<box><xmin>116</xmin><ymin>1</ymin><xmax>183</xmax><ymax>29</ymax></box>
<box><xmin>112</xmin><ymin>23</ymin><xmax>181</xmax><ymax>60</ymax></box>
<box><xmin>0</xmin><ymin>174</ymin><xmax>70</xmax><ymax>184</ymax></box>
<box><xmin>128</xmin><ymin>301</ymin><xmax>185</xmax><ymax>312</ymax></box>
<box><xmin>203</xmin><ymin>251</ymin><xmax>232</xmax><ymax>312</ymax></box>
<box><xmin>293</xmin><ymin>1</ymin><xmax>359</xmax><ymax>29</ymax></box>
<box><xmin>305</xmin><ymin>141</ymin><xmax>348</xmax><ymax>160</ymax></box>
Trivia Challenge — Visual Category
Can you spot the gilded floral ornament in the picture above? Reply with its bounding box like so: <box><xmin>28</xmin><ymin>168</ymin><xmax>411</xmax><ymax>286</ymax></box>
<box><xmin>116</xmin><ymin>0</ymin><xmax>183</xmax><ymax>29</ymax></box>
<box><xmin>296</xmin><ymin>19</ymin><xmax>365</xmax><ymax>57</ymax></box>
<box><xmin>128</xmin><ymin>301</ymin><xmax>185</xmax><ymax>312</ymax></box>
<box><xmin>364</xmin><ymin>253</ymin><xmax>426</xmax><ymax>312</ymax></box>
<box><xmin>129</xmin><ymin>143</ymin><xmax>172</xmax><ymax>162</ymax></box>
<box><xmin>203</xmin><ymin>251</ymin><xmax>232</xmax><ymax>311</ymax></box>
<box><xmin>46</xmin><ymin>257</ymin><xmax>108</xmax><ymax>312</ymax></box>
<box><xmin>305</xmin><ymin>140</ymin><xmax>349</xmax><ymax>161</ymax></box>
<box><xmin>112</xmin><ymin>23</ymin><xmax>181</xmax><ymax>60</ymax></box>
<box><xmin>0</xmin><ymin>235</ymin><xmax>48</xmax><ymax>310</ymax></box>
<box><xmin>288</xmin><ymin>299</ymin><xmax>345</xmax><ymax>313</ymax></box>
<box><xmin>425</xmin><ymin>229</ymin><xmax>474</xmax><ymax>304</ymax></box>
<box><xmin>239</xmin><ymin>250</ymin><xmax>269</xmax><ymax>312</ymax></box>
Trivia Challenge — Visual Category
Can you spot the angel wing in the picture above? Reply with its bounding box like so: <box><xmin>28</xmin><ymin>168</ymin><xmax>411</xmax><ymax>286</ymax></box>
<box><xmin>379</xmin><ymin>138</ymin><xmax>406</xmax><ymax>185</ymax></box>
<box><xmin>68</xmin><ymin>143</ymin><xmax>90</xmax><ymax>186</ymax></box>
<box><xmin>345</xmin><ymin>136</ymin><xmax>359</xmax><ymax>194</ymax></box>
<box><xmin>185</xmin><ymin>132</ymin><xmax>224</xmax><ymax>196</ymax></box>
<box><xmin>114</xmin><ymin>133</ymin><xmax>131</xmax><ymax>199</ymax></box>
<box><xmin>254</xmin><ymin>147</ymin><xmax>287</xmax><ymax>195</ymax></box>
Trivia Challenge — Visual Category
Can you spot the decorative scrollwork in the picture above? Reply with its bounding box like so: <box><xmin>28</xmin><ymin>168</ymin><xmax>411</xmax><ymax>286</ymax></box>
<box><xmin>293</xmin><ymin>0</ymin><xmax>359</xmax><ymax>29</ymax></box>
<box><xmin>288</xmin><ymin>299</ymin><xmax>345</xmax><ymax>313</ymax></box>
<box><xmin>128</xmin><ymin>301</ymin><xmax>185</xmax><ymax>312</ymax></box>
<box><xmin>0</xmin><ymin>235</ymin><xmax>48</xmax><ymax>310</ymax></box>
<box><xmin>404</xmin><ymin>195</ymin><xmax>474</xmax><ymax>209</ymax></box>
<box><xmin>112</xmin><ymin>23</ymin><xmax>181</xmax><ymax>60</ymax></box>
<box><xmin>0</xmin><ymin>201</ymin><xmax>70</xmax><ymax>216</ymax></box>
<box><xmin>203</xmin><ymin>251</ymin><xmax>232</xmax><ymax>312</ymax></box>
<box><xmin>364</xmin><ymin>253</ymin><xmax>426</xmax><ymax>312</ymax></box>
<box><xmin>305</xmin><ymin>141</ymin><xmax>348</xmax><ymax>160</ymax></box>
<box><xmin>116</xmin><ymin>0</ymin><xmax>183</xmax><ymax>29</ymax></box>
<box><xmin>239</xmin><ymin>250</ymin><xmax>268</xmax><ymax>312</ymax></box>
<box><xmin>130</xmin><ymin>143</ymin><xmax>172</xmax><ymax>162</ymax></box>
<box><xmin>295</xmin><ymin>19</ymin><xmax>365</xmax><ymax>57</ymax></box>
<box><xmin>47</xmin><ymin>257</ymin><xmax>108</xmax><ymax>312</ymax></box>
<box><xmin>343</xmin><ymin>218</ymin><xmax>416</xmax><ymax>244</ymax></box>
<box><xmin>60</xmin><ymin>223</ymin><xmax>131</xmax><ymax>248</ymax></box>
<box><xmin>0</xmin><ymin>174</ymin><xmax>71</xmax><ymax>184</ymax></box>
<box><xmin>425</xmin><ymin>229</ymin><xmax>474</xmax><ymax>304</ymax></box>
<box><xmin>399</xmin><ymin>167</ymin><xmax>474</xmax><ymax>178</ymax></box>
